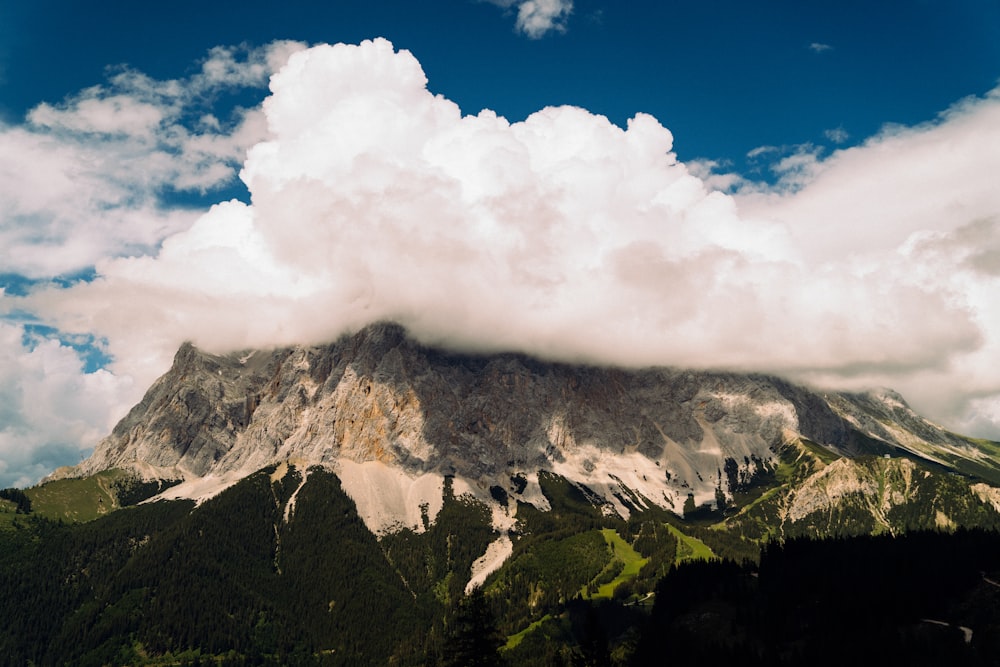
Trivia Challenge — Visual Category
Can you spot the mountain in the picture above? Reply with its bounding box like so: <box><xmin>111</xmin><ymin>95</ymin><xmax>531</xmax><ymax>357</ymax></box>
<box><xmin>8</xmin><ymin>321</ymin><xmax>1000</xmax><ymax>665</ymax></box>
<box><xmin>59</xmin><ymin>321</ymin><xmax>1000</xmax><ymax>533</ymax></box>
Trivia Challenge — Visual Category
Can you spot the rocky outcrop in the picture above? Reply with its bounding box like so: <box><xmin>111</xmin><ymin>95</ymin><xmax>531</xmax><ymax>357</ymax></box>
<box><xmin>74</xmin><ymin>322</ymin><xmax>1000</xmax><ymax>533</ymax></box>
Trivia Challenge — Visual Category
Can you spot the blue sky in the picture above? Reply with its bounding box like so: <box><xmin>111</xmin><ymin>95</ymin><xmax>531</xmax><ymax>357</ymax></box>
<box><xmin>4</xmin><ymin>1</ymin><xmax>998</xmax><ymax>175</ymax></box>
<box><xmin>0</xmin><ymin>0</ymin><xmax>999</xmax><ymax>487</ymax></box>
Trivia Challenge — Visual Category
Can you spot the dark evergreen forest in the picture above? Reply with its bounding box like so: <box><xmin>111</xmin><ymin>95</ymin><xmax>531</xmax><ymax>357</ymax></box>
<box><xmin>2</xmin><ymin>467</ymin><xmax>1000</xmax><ymax>665</ymax></box>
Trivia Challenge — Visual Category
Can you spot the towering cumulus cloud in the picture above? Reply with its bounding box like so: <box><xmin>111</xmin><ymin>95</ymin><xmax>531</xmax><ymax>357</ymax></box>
<box><xmin>20</xmin><ymin>38</ymin><xmax>1000</xmax><ymax>458</ymax></box>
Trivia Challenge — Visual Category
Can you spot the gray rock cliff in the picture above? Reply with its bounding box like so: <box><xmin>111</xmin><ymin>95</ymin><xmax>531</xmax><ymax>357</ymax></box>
<box><xmin>74</xmin><ymin>322</ymin><xmax>1000</xmax><ymax>532</ymax></box>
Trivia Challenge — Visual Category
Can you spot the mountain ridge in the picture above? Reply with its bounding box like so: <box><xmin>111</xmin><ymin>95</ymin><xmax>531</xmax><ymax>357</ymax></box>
<box><xmin>54</xmin><ymin>322</ymin><xmax>1000</xmax><ymax>537</ymax></box>
<box><xmin>11</xmin><ymin>324</ymin><xmax>1000</xmax><ymax>664</ymax></box>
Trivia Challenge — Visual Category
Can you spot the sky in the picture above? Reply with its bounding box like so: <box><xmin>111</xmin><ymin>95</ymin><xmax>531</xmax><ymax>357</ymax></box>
<box><xmin>0</xmin><ymin>0</ymin><xmax>999</xmax><ymax>487</ymax></box>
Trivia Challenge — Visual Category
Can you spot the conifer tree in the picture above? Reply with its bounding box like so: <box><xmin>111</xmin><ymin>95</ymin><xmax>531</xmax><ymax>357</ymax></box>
<box><xmin>441</xmin><ymin>587</ymin><xmax>505</xmax><ymax>667</ymax></box>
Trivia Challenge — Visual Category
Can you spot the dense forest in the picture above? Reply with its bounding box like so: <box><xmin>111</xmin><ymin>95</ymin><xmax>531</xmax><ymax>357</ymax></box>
<box><xmin>633</xmin><ymin>529</ymin><xmax>1000</xmax><ymax>666</ymax></box>
<box><xmin>2</xmin><ymin>466</ymin><xmax>1000</xmax><ymax>665</ymax></box>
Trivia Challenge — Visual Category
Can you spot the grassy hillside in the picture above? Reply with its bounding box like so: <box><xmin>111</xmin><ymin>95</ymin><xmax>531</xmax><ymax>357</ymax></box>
<box><xmin>580</xmin><ymin>529</ymin><xmax>648</xmax><ymax>600</ymax></box>
<box><xmin>0</xmin><ymin>498</ymin><xmax>19</xmax><ymax>529</ymax></box>
<box><xmin>665</xmin><ymin>524</ymin><xmax>715</xmax><ymax>563</ymax></box>
<box><xmin>0</xmin><ymin>470</ymin><xmax>183</xmax><ymax>529</ymax></box>
<box><xmin>25</xmin><ymin>469</ymin><xmax>125</xmax><ymax>522</ymax></box>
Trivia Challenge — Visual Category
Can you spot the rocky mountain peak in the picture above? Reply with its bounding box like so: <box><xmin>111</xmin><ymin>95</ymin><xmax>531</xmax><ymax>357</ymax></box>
<box><xmin>72</xmin><ymin>323</ymin><xmax>1000</xmax><ymax>535</ymax></box>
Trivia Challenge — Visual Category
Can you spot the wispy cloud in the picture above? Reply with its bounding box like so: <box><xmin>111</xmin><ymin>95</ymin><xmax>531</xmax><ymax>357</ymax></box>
<box><xmin>485</xmin><ymin>0</ymin><xmax>573</xmax><ymax>38</ymax></box>
<box><xmin>746</xmin><ymin>144</ymin><xmax>780</xmax><ymax>160</ymax></box>
<box><xmin>0</xmin><ymin>41</ymin><xmax>304</xmax><ymax>279</ymax></box>
<box><xmin>745</xmin><ymin>143</ymin><xmax>830</xmax><ymax>190</ymax></box>
<box><xmin>824</xmin><ymin>126</ymin><xmax>849</xmax><ymax>143</ymax></box>
<box><xmin>809</xmin><ymin>42</ymin><xmax>833</xmax><ymax>53</ymax></box>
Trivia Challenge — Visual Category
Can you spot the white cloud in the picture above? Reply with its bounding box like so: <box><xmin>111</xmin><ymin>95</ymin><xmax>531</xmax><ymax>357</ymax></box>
<box><xmin>0</xmin><ymin>322</ymin><xmax>134</xmax><ymax>487</ymax></box>
<box><xmin>0</xmin><ymin>122</ymin><xmax>200</xmax><ymax>277</ymax></box>
<box><xmin>517</xmin><ymin>0</ymin><xmax>573</xmax><ymax>37</ymax></box>
<box><xmin>746</xmin><ymin>144</ymin><xmax>779</xmax><ymax>160</ymax></box>
<box><xmin>6</xmin><ymin>38</ymin><xmax>1000</xmax><ymax>485</ymax></box>
<box><xmin>742</xmin><ymin>143</ymin><xmax>828</xmax><ymax>191</ymax></box>
<box><xmin>198</xmin><ymin>42</ymin><xmax>305</xmax><ymax>88</ymax></box>
<box><xmin>824</xmin><ymin>126</ymin><xmax>849</xmax><ymax>143</ymax></box>
<box><xmin>738</xmin><ymin>91</ymin><xmax>1000</xmax><ymax>262</ymax></box>
<box><xmin>0</xmin><ymin>40</ymin><xmax>305</xmax><ymax>278</ymax></box>
<box><xmin>735</xmin><ymin>89</ymin><xmax>1000</xmax><ymax>433</ymax></box>
<box><xmin>809</xmin><ymin>42</ymin><xmax>833</xmax><ymax>53</ymax></box>
<box><xmin>769</xmin><ymin>144</ymin><xmax>825</xmax><ymax>188</ymax></box>
<box><xmin>486</xmin><ymin>0</ymin><xmax>573</xmax><ymax>38</ymax></box>
<box><xmin>30</xmin><ymin>94</ymin><xmax>166</xmax><ymax>138</ymax></box>
<box><xmin>686</xmin><ymin>158</ymin><xmax>745</xmax><ymax>193</ymax></box>
<box><xmin>0</xmin><ymin>40</ymin><xmax>305</xmax><ymax>484</ymax></box>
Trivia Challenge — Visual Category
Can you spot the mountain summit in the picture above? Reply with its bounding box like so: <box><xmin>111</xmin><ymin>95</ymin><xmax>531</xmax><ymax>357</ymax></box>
<box><xmin>15</xmin><ymin>323</ymin><xmax>1000</xmax><ymax>665</ymax></box>
<box><xmin>63</xmin><ymin>322</ymin><xmax>1000</xmax><ymax>537</ymax></box>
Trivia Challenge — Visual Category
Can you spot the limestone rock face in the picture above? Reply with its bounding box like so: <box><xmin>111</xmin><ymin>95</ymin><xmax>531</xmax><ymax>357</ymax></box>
<box><xmin>783</xmin><ymin>456</ymin><xmax>919</xmax><ymax>523</ymax></box>
<box><xmin>82</xmin><ymin>342</ymin><xmax>273</xmax><ymax>477</ymax></box>
<box><xmin>75</xmin><ymin>322</ymin><xmax>1000</xmax><ymax>531</ymax></box>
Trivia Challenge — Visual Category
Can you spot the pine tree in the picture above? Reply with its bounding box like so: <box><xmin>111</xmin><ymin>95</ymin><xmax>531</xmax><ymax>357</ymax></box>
<box><xmin>441</xmin><ymin>587</ymin><xmax>506</xmax><ymax>667</ymax></box>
